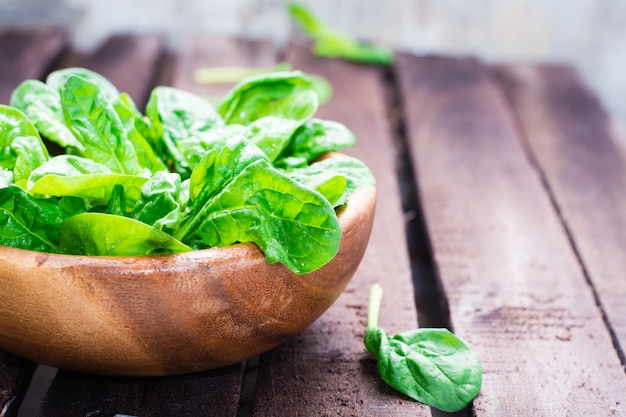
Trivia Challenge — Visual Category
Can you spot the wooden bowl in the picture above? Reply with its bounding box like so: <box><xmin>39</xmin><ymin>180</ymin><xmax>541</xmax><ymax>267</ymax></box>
<box><xmin>0</xmin><ymin>185</ymin><xmax>375</xmax><ymax>376</ymax></box>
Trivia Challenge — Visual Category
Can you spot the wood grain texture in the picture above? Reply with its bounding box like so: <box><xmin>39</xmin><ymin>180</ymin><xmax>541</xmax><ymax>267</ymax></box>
<box><xmin>495</xmin><ymin>64</ymin><xmax>626</xmax><ymax>357</ymax></box>
<box><xmin>0</xmin><ymin>351</ymin><xmax>37</xmax><ymax>417</ymax></box>
<box><xmin>0</xmin><ymin>27</ymin><xmax>67</xmax><ymax>104</ymax></box>
<box><xmin>395</xmin><ymin>54</ymin><xmax>626</xmax><ymax>415</ymax></box>
<box><xmin>251</xmin><ymin>44</ymin><xmax>428</xmax><ymax>417</ymax></box>
<box><xmin>39</xmin><ymin>364</ymin><xmax>245</xmax><ymax>417</ymax></box>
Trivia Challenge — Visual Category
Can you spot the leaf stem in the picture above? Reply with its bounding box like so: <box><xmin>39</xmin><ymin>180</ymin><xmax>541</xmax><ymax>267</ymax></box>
<box><xmin>368</xmin><ymin>283</ymin><xmax>383</xmax><ymax>328</ymax></box>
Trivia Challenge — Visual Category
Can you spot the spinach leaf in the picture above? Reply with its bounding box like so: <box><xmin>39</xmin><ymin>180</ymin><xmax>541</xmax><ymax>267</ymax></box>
<box><xmin>245</xmin><ymin>117</ymin><xmax>301</xmax><ymax>162</ymax></box>
<box><xmin>365</xmin><ymin>284</ymin><xmax>482</xmax><ymax>412</ymax></box>
<box><xmin>11</xmin><ymin>135</ymin><xmax>50</xmax><ymax>188</ymax></box>
<box><xmin>177</xmin><ymin>124</ymin><xmax>246</xmax><ymax>170</ymax></box>
<box><xmin>0</xmin><ymin>105</ymin><xmax>41</xmax><ymax>170</ymax></box>
<box><xmin>285</xmin><ymin>155</ymin><xmax>375</xmax><ymax>203</ymax></box>
<box><xmin>28</xmin><ymin>155</ymin><xmax>147</xmax><ymax>206</ymax></box>
<box><xmin>114</xmin><ymin>92</ymin><xmax>167</xmax><ymax>173</ymax></box>
<box><xmin>0</xmin><ymin>170</ymin><xmax>12</xmax><ymax>188</ymax></box>
<box><xmin>175</xmin><ymin>135</ymin><xmax>340</xmax><ymax>274</ymax></box>
<box><xmin>10</xmin><ymin>80</ymin><xmax>84</xmax><ymax>151</ymax></box>
<box><xmin>188</xmin><ymin>158</ymin><xmax>341</xmax><ymax>274</ymax></box>
<box><xmin>59</xmin><ymin>212</ymin><xmax>191</xmax><ymax>256</ymax></box>
<box><xmin>288</xmin><ymin>2</ymin><xmax>394</xmax><ymax>65</ymax></box>
<box><xmin>275</xmin><ymin>118</ymin><xmax>356</xmax><ymax>168</ymax></box>
<box><xmin>0</xmin><ymin>185</ymin><xmax>67</xmax><ymax>252</ymax></box>
<box><xmin>217</xmin><ymin>71</ymin><xmax>318</xmax><ymax>125</ymax></box>
<box><xmin>47</xmin><ymin>67</ymin><xmax>120</xmax><ymax>104</ymax></box>
<box><xmin>131</xmin><ymin>171</ymin><xmax>183</xmax><ymax>231</ymax></box>
<box><xmin>60</xmin><ymin>75</ymin><xmax>140</xmax><ymax>174</ymax></box>
<box><xmin>146</xmin><ymin>86</ymin><xmax>223</xmax><ymax>177</ymax></box>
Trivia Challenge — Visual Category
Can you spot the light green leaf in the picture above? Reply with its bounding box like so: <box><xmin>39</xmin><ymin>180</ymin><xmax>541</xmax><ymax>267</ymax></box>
<box><xmin>59</xmin><ymin>212</ymin><xmax>191</xmax><ymax>256</ymax></box>
<box><xmin>28</xmin><ymin>155</ymin><xmax>147</xmax><ymax>205</ymax></box>
<box><xmin>10</xmin><ymin>79</ymin><xmax>84</xmax><ymax>151</ymax></box>
<box><xmin>0</xmin><ymin>105</ymin><xmax>41</xmax><ymax>170</ymax></box>
<box><xmin>218</xmin><ymin>71</ymin><xmax>318</xmax><ymax>125</ymax></box>
<box><xmin>60</xmin><ymin>75</ymin><xmax>140</xmax><ymax>174</ymax></box>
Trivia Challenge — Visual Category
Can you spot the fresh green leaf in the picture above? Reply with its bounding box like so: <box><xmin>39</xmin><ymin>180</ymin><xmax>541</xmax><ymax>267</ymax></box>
<box><xmin>285</xmin><ymin>155</ymin><xmax>375</xmax><ymax>202</ymax></box>
<box><xmin>131</xmin><ymin>171</ymin><xmax>183</xmax><ymax>231</ymax></box>
<box><xmin>146</xmin><ymin>86</ymin><xmax>223</xmax><ymax>177</ymax></box>
<box><xmin>10</xmin><ymin>80</ymin><xmax>84</xmax><ymax>151</ymax></box>
<box><xmin>0</xmin><ymin>105</ymin><xmax>41</xmax><ymax>170</ymax></box>
<box><xmin>28</xmin><ymin>155</ymin><xmax>147</xmax><ymax>205</ymax></box>
<box><xmin>187</xmin><ymin>158</ymin><xmax>341</xmax><ymax>274</ymax></box>
<box><xmin>217</xmin><ymin>71</ymin><xmax>318</xmax><ymax>125</ymax></box>
<box><xmin>365</xmin><ymin>284</ymin><xmax>482</xmax><ymax>412</ymax></box>
<box><xmin>114</xmin><ymin>92</ymin><xmax>168</xmax><ymax>173</ymax></box>
<box><xmin>0</xmin><ymin>170</ymin><xmax>12</xmax><ymax>188</ymax></box>
<box><xmin>11</xmin><ymin>135</ymin><xmax>50</xmax><ymax>188</ymax></box>
<box><xmin>60</xmin><ymin>75</ymin><xmax>140</xmax><ymax>174</ymax></box>
<box><xmin>288</xmin><ymin>2</ymin><xmax>394</xmax><ymax>65</ymax></box>
<box><xmin>59</xmin><ymin>212</ymin><xmax>191</xmax><ymax>256</ymax></box>
<box><xmin>275</xmin><ymin>118</ymin><xmax>355</xmax><ymax>168</ymax></box>
<box><xmin>0</xmin><ymin>185</ymin><xmax>67</xmax><ymax>252</ymax></box>
<box><xmin>177</xmin><ymin>124</ymin><xmax>247</xmax><ymax>170</ymax></box>
<box><xmin>245</xmin><ymin>117</ymin><xmax>301</xmax><ymax>162</ymax></box>
<box><xmin>47</xmin><ymin>67</ymin><xmax>120</xmax><ymax>103</ymax></box>
<box><xmin>185</xmin><ymin>136</ymin><xmax>267</xmax><ymax>205</ymax></box>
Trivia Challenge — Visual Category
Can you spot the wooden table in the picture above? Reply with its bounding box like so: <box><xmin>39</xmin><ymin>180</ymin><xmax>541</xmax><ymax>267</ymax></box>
<box><xmin>1</xmin><ymin>27</ymin><xmax>625</xmax><ymax>417</ymax></box>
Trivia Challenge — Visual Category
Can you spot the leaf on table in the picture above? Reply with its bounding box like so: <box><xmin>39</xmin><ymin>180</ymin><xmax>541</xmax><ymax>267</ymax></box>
<box><xmin>365</xmin><ymin>284</ymin><xmax>482</xmax><ymax>413</ymax></box>
<box><xmin>288</xmin><ymin>2</ymin><xmax>394</xmax><ymax>65</ymax></box>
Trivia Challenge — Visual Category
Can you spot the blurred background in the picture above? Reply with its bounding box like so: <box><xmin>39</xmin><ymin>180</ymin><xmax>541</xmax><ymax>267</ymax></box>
<box><xmin>1</xmin><ymin>0</ymin><xmax>625</xmax><ymax>129</ymax></box>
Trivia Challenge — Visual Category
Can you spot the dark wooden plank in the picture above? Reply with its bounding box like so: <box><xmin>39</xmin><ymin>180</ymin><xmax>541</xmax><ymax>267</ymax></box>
<box><xmin>0</xmin><ymin>27</ymin><xmax>67</xmax><ymax>104</ymax></box>
<box><xmin>395</xmin><ymin>54</ymin><xmax>626</xmax><ymax>415</ymax></box>
<box><xmin>495</xmin><ymin>64</ymin><xmax>626</xmax><ymax>357</ymax></box>
<box><xmin>251</xmin><ymin>45</ymin><xmax>428</xmax><ymax>417</ymax></box>
<box><xmin>0</xmin><ymin>352</ymin><xmax>37</xmax><ymax>417</ymax></box>
<box><xmin>39</xmin><ymin>365</ymin><xmax>244</xmax><ymax>417</ymax></box>
<box><xmin>73</xmin><ymin>34</ymin><xmax>165</xmax><ymax>109</ymax></box>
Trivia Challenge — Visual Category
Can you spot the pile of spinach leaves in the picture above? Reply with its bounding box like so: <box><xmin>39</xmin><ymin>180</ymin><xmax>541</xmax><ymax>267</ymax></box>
<box><xmin>0</xmin><ymin>67</ymin><xmax>374</xmax><ymax>274</ymax></box>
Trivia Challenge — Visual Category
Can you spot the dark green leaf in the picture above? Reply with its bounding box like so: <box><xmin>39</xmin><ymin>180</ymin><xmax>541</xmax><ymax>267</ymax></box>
<box><xmin>365</xmin><ymin>284</ymin><xmax>482</xmax><ymax>412</ymax></box>
<box><xmin>217</xmin><ymin>71</ymin><xmax>318</xmax><ymax>125</ymax></box>
<box><xmin>186</xmin><ymin>159</ymin><xmax>341</xmax><ymax>274</ymax></box>
<box><xmin>59</xmin><ymin>212</ymin><xmax>191</xmax><ymax>256</ymax></box>
<box><xmin>0</xmin><ymin>185</ymin><xmax>67</xmax><ymax>252</ymax></box>
<box><xmin>131</xmin><ymin>171</ymin><xmax>183</xmax><ymax>231</ymax></box>
<box><xmin>60</xmin><ymin>75</ymin><xmax>141</xmax><ymax>174</ymax></box>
